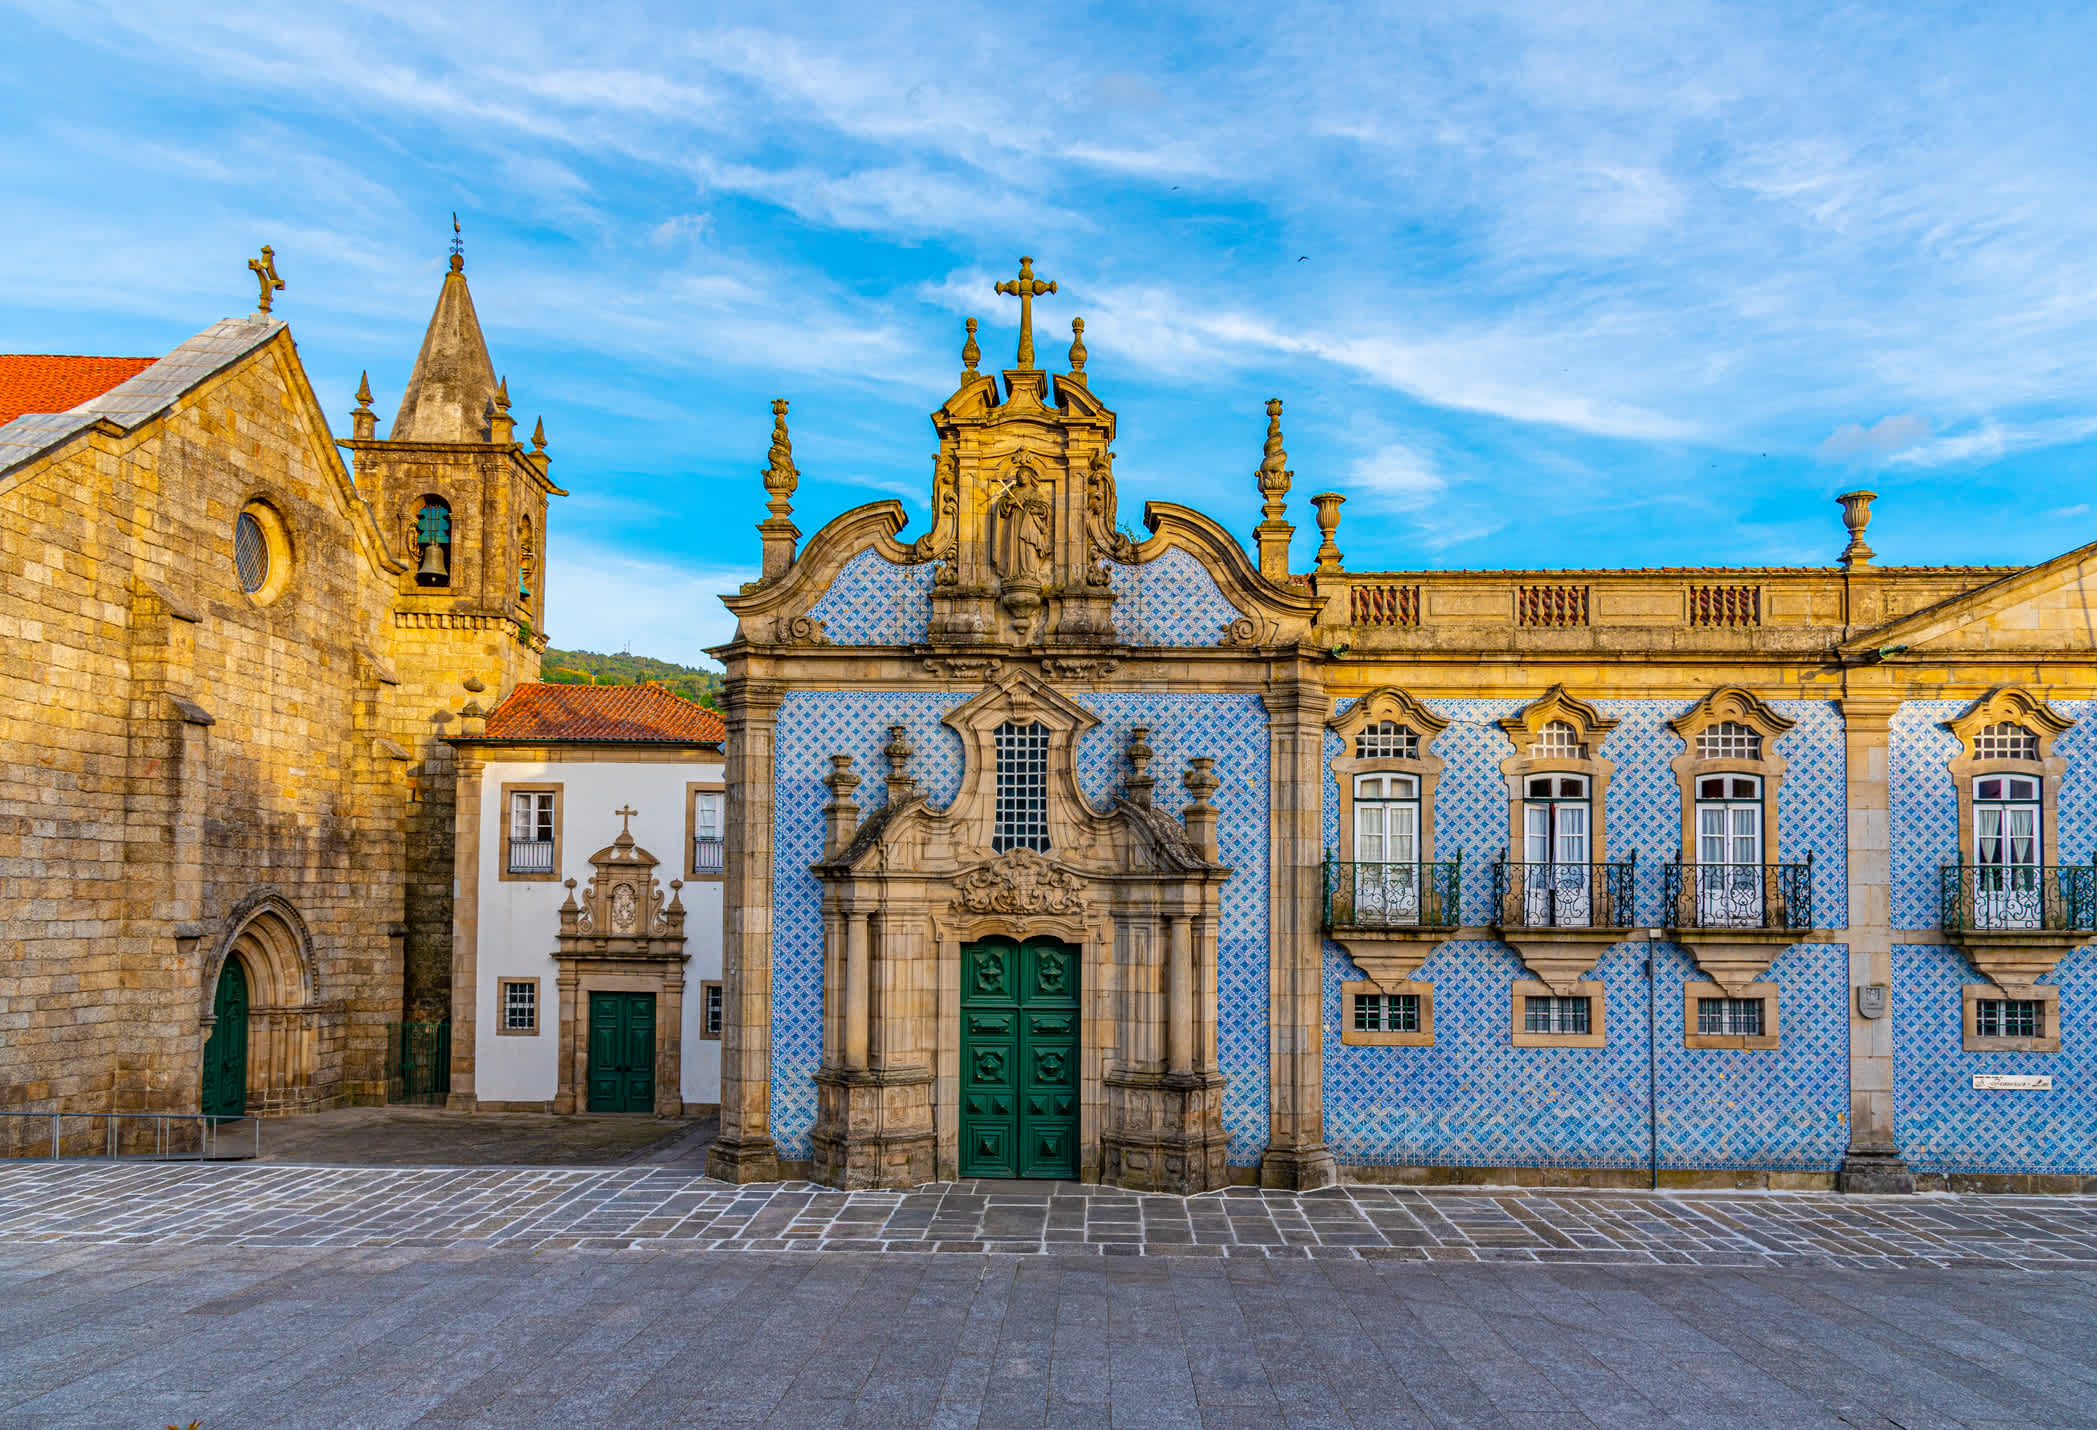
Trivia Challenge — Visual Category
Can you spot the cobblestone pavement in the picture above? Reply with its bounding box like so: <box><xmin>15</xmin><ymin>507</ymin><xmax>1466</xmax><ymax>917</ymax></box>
<box><xmin>4</xmin><ymin>1163</ymin><xmax>2097</xmax><ymax>1270</ymax></box>
<box><xmin>2</xmin><ymin>1240</ymin><xmax>2093</xmax><ymax>1429</ymax></box>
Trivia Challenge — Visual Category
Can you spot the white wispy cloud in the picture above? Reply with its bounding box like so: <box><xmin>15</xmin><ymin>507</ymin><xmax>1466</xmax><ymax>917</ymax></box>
<box><xmin>1889</xmin><ymin>416</ymin><xmax>2097</xmax><ymax>470</ymax></box>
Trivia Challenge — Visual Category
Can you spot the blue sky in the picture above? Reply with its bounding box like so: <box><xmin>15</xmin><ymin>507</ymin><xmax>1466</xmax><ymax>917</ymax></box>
<box><xmin>4</xmin><ymin>2</ymin><xmax>2095</xmax><ymax>667</ymax></box>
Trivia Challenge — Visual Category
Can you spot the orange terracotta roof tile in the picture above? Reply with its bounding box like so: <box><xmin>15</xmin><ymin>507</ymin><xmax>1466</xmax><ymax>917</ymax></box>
<box><xmin>479</xmin><ymin>682</ymin><xmax>725</xmax><ymax>744</ymax></box>
<box><xmin>0</xmin><ymin>354</ymin><xmax>158</xmax><ymax>427</ymax></box>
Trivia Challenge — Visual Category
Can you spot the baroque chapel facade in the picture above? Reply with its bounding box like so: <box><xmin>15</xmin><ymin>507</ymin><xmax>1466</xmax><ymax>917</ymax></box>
<box><xmin>712</xmin><ymin>257</ymin><xmax>2097</xmax><ymax>1196</ymax></box>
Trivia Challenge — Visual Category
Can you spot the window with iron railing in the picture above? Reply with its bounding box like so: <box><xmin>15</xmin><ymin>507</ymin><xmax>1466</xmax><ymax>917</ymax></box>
<box><xmin>692</xmin><ymin>789</ymin><xmax>725</xmax><ymax>875</ymax></box>
<box><xmin>508</xmin><ymin>790</ymin><xmax>556</xmax><ymax>874</ymax></box>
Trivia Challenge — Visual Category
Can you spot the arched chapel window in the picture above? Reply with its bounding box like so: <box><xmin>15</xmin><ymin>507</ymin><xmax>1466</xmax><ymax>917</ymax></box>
<box><xmin>992</xmin><ymin>721</ymin><xmax>1050</xmax><ymax>853</ymax></box>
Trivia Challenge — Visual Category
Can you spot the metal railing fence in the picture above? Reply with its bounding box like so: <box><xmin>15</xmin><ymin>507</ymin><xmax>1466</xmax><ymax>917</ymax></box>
<box><xmin>1661</xmin><ymin>858</ymin><xmax>1814</xmax><ymax>930</ymax></box>
<box><xmin>1491</xmin><ymin>855</ymin><xmax>1638</xmax><ymax>929</ymax></box>
<box><xmin>1323</xmin><ymin>857</ymin><xmax>1463</xmax><ymax>929</ymax></box>
<box><xmin>1939</xmin><ymin>860</ymin><xmax>2097</xmax><ymax>933</ymax></box>
<box><xmin>0</xmin><ymin>1110</ymin><xmax>257</xmax><ymax>1161</ymax></box>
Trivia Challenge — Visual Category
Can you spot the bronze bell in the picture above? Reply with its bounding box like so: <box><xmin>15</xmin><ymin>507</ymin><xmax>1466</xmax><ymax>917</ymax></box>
<box><xmin>417</xmin><ymin>540</ymin><xmax>449</xmax><ymax>584</ymax></box>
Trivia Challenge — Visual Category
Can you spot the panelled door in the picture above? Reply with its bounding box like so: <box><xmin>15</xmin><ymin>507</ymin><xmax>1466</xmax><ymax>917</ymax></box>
<box><xmin>960</xmin><ymin>936</ymin><xmax>1079</xmax><ymax>1179</ymax></box>
<box><xmin>587</xmin><ymin>992</ymin><xmax>656</xmax><ymax>1113</ymax></box>
<box><xmin>201</xmin><ymin>958</ymin><xmax>248</xmax><ymax>1118</ymax></box>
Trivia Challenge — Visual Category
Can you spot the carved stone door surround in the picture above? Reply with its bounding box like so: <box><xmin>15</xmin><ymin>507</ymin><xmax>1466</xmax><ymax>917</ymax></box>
<box><xmin>808</xmin><ymin>670</ymin><xmax>1233</xmax><ymax>1192</ymax></box>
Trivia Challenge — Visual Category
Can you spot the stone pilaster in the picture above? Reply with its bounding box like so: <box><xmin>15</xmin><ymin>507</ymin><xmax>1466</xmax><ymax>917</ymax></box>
<box><xmin>1261</xmin><ymin>671</ymin><xmax>1337</xmax><ymax>1190</ymax></box>
<box><xmin>446</xmin><ymin>749</ymin><xmax>487</xmax><ymax>1109</ymax></box>
<box><xmin>709</xmin><ymin>676</ymin><xmax>784</xmax><ymax>1183</ymax></box>
<box><xmin>1837</xmin><ymin>691</ymin><xmax>1913</xmax><ymax>1193</ymax></box>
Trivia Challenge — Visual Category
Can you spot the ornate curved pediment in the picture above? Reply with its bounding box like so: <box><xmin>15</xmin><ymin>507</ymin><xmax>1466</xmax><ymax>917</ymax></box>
<box><xmin>1497</xmin><ymin>684</ymin><xmax>1618</xmax><ymax>749</ymax></box>
<box><xmin>1667</xmin><ymin>685</ymin><xmax>1796</xmax><ymax>744</ymax></box>
<box><xmin>557</xmin><ymin>808</ymin><xmax>687</xmax><ymax>958</ymax></box>
<box><xmin>1945</xmin><ymin>686</ymin><xmax>2074</xmax><ymax>758</ymax></box>
<box><xmin>1331</xmin><ymin>687</ymin><xmax>1452</xmax><ymax>745</ymax></box>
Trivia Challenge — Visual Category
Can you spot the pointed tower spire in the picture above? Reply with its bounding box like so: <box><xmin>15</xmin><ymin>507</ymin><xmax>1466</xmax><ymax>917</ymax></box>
<box><xmin>758</xmin><ymin>398</ymin><xmax>802</xmax><ymax>582</ymax></box>
<box><xmin>489</xmin><ymin>376</ymin><xmax>515</xmax><ymax>444</ymax></box>
<box><xmin>1253</xmin><ymin>398</ymin><xmax>1295</xmax><ymax>580</ymax></box>
<box><xmin>391</xmin><ymin>231</ymin><xmax>502</xmax><ymax>442</ymax></box>
<box><xmin>351</xmin><ymin>370</ymin><xmax>377</xmax><ymax>441</ymax></box>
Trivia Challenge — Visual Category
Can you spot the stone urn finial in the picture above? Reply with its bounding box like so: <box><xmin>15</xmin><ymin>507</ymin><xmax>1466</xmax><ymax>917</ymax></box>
<box><xmin>1311</xmin><ymin>492</ymin><xmax>1346</xmax><ymax>573</ymax></box>
<box><xmin>1837</xmin><ymin>490</ymin><xmax>1876</xmax><ymax>568</ymax></box>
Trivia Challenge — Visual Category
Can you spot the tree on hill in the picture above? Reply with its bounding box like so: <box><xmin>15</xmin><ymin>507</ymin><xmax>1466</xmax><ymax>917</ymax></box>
<box><xmin>540</xmin><ymin>648</ymin><xmax>721</xmax><ymax>709</ymax></box>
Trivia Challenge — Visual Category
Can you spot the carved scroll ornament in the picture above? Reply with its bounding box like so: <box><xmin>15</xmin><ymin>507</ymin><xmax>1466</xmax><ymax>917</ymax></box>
<box><xmin>953</xmin><ymin>848</ymin><xmax>1086</xmax><ymax>915</ymax></box>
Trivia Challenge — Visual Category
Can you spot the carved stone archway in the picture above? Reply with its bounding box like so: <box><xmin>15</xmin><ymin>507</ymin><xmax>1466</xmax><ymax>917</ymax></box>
<box><xmin>203</xmin><ymin>892</ymin><xmax>328</xmax><ymax>1114</ymax></box>
<box><xmin>808</xmin><ymin>670</ymin><xmax>1233</xmax><ymax>1192</ymax></box>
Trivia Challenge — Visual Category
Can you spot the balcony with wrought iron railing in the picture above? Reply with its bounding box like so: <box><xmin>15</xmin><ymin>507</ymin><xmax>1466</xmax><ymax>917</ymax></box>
<box><xmin>507</xmin><ymin>838</ymin><xmax>556</xmax><ymax>875</ymax></box>
<box><xmin>692</xmin><ymin>835</ymin><xmax>725</xmax><ymax>875</ymax></box>
<box><xmin>1491</xmin><ymin>855</ymin><xmax>1637</xmax><ymax>930</ymax></box>
<box><xmin>1662</xmin><ymin>859</ymin><xmax>1814</xmax><ymax>932</ymax></box>
<box><xmin>1939</xmin><ymin>861</ymin><xmax>2097</xmax><ymax>934</ymax></box>
<box><xmin>1323</xmin><ymin>858</ymin><xmax>1463</xmax><ymax>931</ymax></box>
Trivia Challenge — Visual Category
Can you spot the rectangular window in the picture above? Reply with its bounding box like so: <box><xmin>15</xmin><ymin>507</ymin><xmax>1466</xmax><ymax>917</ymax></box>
<box><xmin>700</xmin><ymin>981</ymin><xmax>724</xmax><ymax>1040</ymax></box>
<box><xmin>1352</xmin><ymin>993</ymin><xmax>1420</xmax><ymax>1033</ymax></box>
<box><xmin>1696</xmin><ymin>997</ymin><xmax>1764</xmax><ymax>1037</ymax></box>
<box><xmin>500</xmin><ymin>979</ymin><xmax>538</xmax><ymax>1034</ymax></box>
<box><xmin>1976</xmin><ymin>999</ymin><xmax>2042</xmax><ymax>1040</ymax></box>
<box><xmin>692</xmin><ymin>789</ymin><xmax>725</xmax><ymax>875</ymax></box>
<box><xmin>1523</xmin><ymin>996</ymin><xmax>1591</xmax><ymax>1036</ymax></box>
<box><xmin>506</xmin><ymin>790</ymin><xmax>557</xmax><ymax>875</ymax></box>
<box><xmin>992</xmin><ymin>720</ymin><xmax>1051</xmax><ymax>853</ymax></box>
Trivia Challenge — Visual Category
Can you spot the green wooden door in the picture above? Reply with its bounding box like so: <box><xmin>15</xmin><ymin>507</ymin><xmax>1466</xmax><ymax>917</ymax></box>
<box><xmin>961</xmin><ymin>936</ymin><xmax>1079</xmax><ymax>1179</ymax></box>
<box><xmin>201</xmin><ymin>959</ymin><xmax>248</xmax><ymax>1118</ymax></box>
<box><xmin>587</xmin><ymin>992</ymin><xmax>657</xmax><ymax>1113</ymax></box>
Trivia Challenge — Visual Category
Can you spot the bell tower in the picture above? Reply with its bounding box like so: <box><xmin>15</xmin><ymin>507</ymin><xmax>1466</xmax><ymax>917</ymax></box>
<box><xmin>341</xmin><ymin>234</ymin><xmax>566</xmax><ymax>1019</ymax></box>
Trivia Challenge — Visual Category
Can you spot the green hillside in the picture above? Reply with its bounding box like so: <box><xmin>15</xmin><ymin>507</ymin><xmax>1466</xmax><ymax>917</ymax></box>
<box><xmin>541</xmin><ymin>648</ymin><xmax>721</xmax><ymax>709</ymax></box>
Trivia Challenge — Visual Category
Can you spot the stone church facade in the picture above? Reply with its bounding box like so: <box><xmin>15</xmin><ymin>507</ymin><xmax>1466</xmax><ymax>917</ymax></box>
<box><xmin>712</xmin><ymin>259</ymin><xmax>2097</xmax><ymax>1195</ymax></box>
<box><xmin>0</xmin><ymin>247</ymin><xmax>557</xmax><ymax>1118</ymax></box>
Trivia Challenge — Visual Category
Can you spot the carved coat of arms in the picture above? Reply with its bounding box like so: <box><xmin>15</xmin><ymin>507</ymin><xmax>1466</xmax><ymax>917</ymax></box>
<box><xmin>954</xmin><ymin>848</ymin><xmax>1086</xmax><ymax>915</ymax></box>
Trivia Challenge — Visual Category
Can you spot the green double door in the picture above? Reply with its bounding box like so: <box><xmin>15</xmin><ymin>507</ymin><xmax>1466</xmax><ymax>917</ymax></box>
<box><xmin>960</xmin><ymin>936</ymin><xmax>1079</xmax><ymax>1179</ymax></box>
<box><xmin>201</xmin><ymin>959</ymin><xmax>248</xmax><ymax>1118</ymax></box>
<box><xmin>587</xmin><ymin>992</ymin><xmax>656</xmax><ymax>1113</ymax></box>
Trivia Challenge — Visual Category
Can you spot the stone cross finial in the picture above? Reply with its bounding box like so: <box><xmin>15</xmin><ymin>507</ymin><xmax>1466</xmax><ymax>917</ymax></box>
<box><xmin>995</xmin><ymin>256</ymin><xmax>1058</xmax><ymax>369</ymax></box>
<box><xmin>1837</xmin><ymin>490</ymin><xmax>1877</xmax><ymax>568</ymax></box>
<box><xmin>758</xmin><ymin>398</ymin><xmax>802</xmax><ymax>581</ymax></box>
<box><xmin>1253</xmin><ymin>399</ymin><xmax>1295</xmax><ymax>579</ymax></box>
<box><xmin>615</xmin><ymin>805</ymin><xmax>639</xmax><ymax>838</ymax></box>
<box><xmin>1311</xmin><ymin>491</ymin><xmax>1346</xmax><ymax>573</ymax></box>
<box><xmin>1127</xmin><ymin>726</ymin><xmax>1155</xmax><ymax>808</ymax></box>
<box><xmin>247</xmin><ymin>245</ymin><xmax>284</xmax><ymax>316</ymax></box>
<box><xmin>1067</xmin><ymin>318</ymin><xmax>1088</xmax><ymax>385</ymax></box>
<box><xmin>961</xmin><ymin>317</ymin><xmax>981</xmax><ymax>382</ymax></box>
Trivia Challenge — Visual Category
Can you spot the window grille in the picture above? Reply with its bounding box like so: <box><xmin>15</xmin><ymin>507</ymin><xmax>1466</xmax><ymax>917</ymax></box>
<box><xmin>1529</xmin><ymin>721</ymin><xmax>1586</xmax><ymax>759</ymax></box>
<box><xmin>1696</xmin><ymin>721</ymin><xmax>1762</xmax><ymax>760</ymax></box>
<box><xmin>1354</xmin><ymin>721</ymin><xmax>1420</xmax><ymax>759</ymax></box>
<box><xmin>1695</xmin><ymin>997</ymin><xmax>1764</xmax><ymax>1037</ymax></box>
<box><xmin>1352</xmin><ymin>993</ymin><xmax>1420</xmax><ymax>1033</ymax></box>
<box><xmin>1976</xmin><ymin>999</ymin><xmax>2041</xmax><ymax>1039</ymax></box>
<box><xmin>502</xmin><ymin>981</ymin><xmax>537</xmax><ymax>1032</ymax></box>
<box><xmin>703</xmin><ymin>982</ymin><xmax>724</xmax><ymax>1038</ymax></box>
<box><xmin>234</xmin><ymin>511</ymin><xmax>269</xmax><ymax>593</ymax></box>
<box><xmin>1973</xmin><ymin>723</ymin><xmax>2039</xmax><ymax>760</ymax></box>
<box><xmin>1523</xmin><ymin>996</ymin><xmax>1591</xmax><ymax>1035</ymax></box>
<box><xmin>993</xmin><ymin>721</ymin><xmax>1051</xmax><ymax>852</ymax></box>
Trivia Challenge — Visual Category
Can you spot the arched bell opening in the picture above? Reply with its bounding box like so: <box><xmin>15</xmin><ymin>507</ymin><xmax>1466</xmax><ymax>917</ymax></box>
<box><xmin>413</xmin><ymin>494</ymin><xmax>452</xmax><ymax>587</ymax></box>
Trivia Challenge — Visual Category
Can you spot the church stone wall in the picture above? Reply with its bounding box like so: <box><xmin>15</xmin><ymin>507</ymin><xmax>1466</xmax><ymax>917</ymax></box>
<box><xmin>0</xmin><ymin>340</ymin><xmax>408</xmax><ymax>1114</ymax></box>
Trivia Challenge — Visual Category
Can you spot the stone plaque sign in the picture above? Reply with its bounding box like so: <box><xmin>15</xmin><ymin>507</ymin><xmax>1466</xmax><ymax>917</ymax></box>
<box><xmin>1972</xmin><ymin>1074</ymin><xmax>2052</xmax><ymax>1091</ymax></box>
<box><xmin>1856</xmin><ymin>984</ymin><xmax>1888</xmax><ymax>1019</ymax></box>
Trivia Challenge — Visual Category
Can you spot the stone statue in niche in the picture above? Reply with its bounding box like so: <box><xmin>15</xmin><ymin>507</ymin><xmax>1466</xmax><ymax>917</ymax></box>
<box><xmin>994</xmin><ymin>465</ymin><xmax>1053</xmax><ymax>585</ymax></box>
<box><xmin>610</xmin><ymin>883</ymin><xmax>638</xmax><ymax>933</ymax></box>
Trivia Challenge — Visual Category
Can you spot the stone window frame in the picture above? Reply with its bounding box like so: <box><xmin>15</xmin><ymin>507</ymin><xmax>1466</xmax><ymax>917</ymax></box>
<box><xmin>1944</xmin><ymin>688</ymin><xmax>2074</xmax><ymax>872</ymax></box>
<box><xmin>1496</xmin><ymin>686</ymin><xmax>1620</xmax><ymax>863</ymax></box>
<box><xmin>1681</xmin><ymin>980</ymin><xmax>1781</xmax><ymax>1050</ymax></box>
<box><xmin>497</xmin><ymin>977</ymin><xmax>540</xmax><ymax>1036</ymax></box>
<box><xmin>1509</xmin><ymin>978</ymin><xmax>1607</xmax><ymax>1048</ymax></box>
<box><xmin>685</xmin><ymin>779</ymin><xmax>726</xmax><ymax>882</ymax></box>
<box><xmin>498</xmin><ymin>781</ymin><xmax>563</xmax><ymax>883</ymax></box>
<box><xmin>1961</xmin><ymin>983</ymin><xmax>2061</xmax><ymax>1054</ymax></box>
<box><xmin>939</xmin><ymin>674</ymin><xmax>1101</xmax><ymax>858</ymax></box>
<box><xmin>234</xmin><ymin>496</ymin><xmax>296</xmax><ymax>608</ymax></box>
<box><xmin>1338</xmin><ymin>978</ymin><xmax>1434</xmax><ymax>1046</ymax></box>
<box><xmin>699</xmin><ymin>979</ymin><xmax>724</xmax><ymax>1041</ymax></box>
<box><xmin>1666</xmin><ymin>687</ymin><xmax>1794</xmax><ymax>867</ymax></box>
<box><xmin>1328</xmin><ymin>688</ymin><xmax>1451</xmax><ymax>865</ymax></box>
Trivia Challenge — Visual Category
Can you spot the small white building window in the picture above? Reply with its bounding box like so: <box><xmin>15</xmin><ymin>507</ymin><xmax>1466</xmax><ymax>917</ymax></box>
<box><xmin>692</xmin><ymin>790</ymin><xmax>725</xmax><ymax>875</ymax></box>
<box><xmin>993</xmin><ymin>720</ymin><xmax>1051</xmax><ymax>853</ymax></box>
<box><xmin>500</xmin><ymin>979</ymin><xmax>538</xmax><ymax>1034</ymax></box>
<box><xmin>1523</xmin><ymin>995</ymin><xmax>1591</xmax><ymax>1036</ymax></box>
<box><xmin>508</xmin><ymin>791</ymin><xmax>556</xmax><ymax>874</ymax></box>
